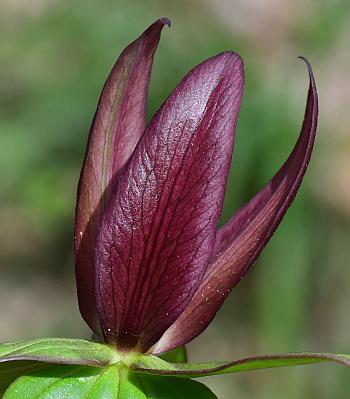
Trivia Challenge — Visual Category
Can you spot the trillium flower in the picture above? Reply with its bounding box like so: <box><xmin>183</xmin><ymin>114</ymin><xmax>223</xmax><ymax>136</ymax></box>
<box><xmin>74</xmin><ymin>17</ymin><xmax>316</xmax><ymax>354</ymax></box>
<box><xmin>1</xmin><ymin>18</ymin><xmax>349</xmax><ymax>399</ymax></box>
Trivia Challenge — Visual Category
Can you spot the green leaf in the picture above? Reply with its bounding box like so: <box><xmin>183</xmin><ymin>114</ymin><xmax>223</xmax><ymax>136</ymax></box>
<box><xmin>132</xmin><ymin>352</ymin><xmax>350</xmax><ymax>377</ymax></box>
<box><xmin>3</xmin><ymin>364</ymin><xmax>217</xmax><ymax>398</ymax></box>
<box><xmin>134</xmin><ymin>373</ymin><xmax>217</xmax><ymax>398</ymax></box>
<box><xmin>158</xmin><ymin>346</ymin><xmax>187</xmax><ymax>363</ymax></box>
<box><xmin>3</xmin><ymin>365</ymin><xmax>115</xmax><ymax>398</ymax></box>
<box><xmin>0</xmin><ymin>337</ymin><xmax>115</xmax><ymax>392</ymax></box>
<box><xmin>0</xmin><ymin>361</ymin><xmax>51</xmax><ymax>396</ymax></box>
<box><xmin>0</xmin><ymin>338</ymin><xmax>113</xmax><ymax>367</ymax></box>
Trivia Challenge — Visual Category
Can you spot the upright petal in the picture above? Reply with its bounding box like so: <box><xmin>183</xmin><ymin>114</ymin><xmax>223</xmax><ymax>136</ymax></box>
<box><xmin>153</xmin><ymin>59</ymin><xmax>318</xmax><ymax>354</ymax></box>
<box><xmin>96</xmin><ymin>52</ymin><xmax>244</xmax><ymax>351</ymax></box>
<box><xmin>74</xmin><ymin>19</ymin><xmax>170</xmax><ymax>334</ymax></box>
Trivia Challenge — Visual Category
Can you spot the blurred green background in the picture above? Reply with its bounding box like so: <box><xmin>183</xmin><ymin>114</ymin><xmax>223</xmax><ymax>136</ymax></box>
<box><xmin>1</xmin><ymin>0</ymin><xmax>350</xmax><ymax>397</ymax></box>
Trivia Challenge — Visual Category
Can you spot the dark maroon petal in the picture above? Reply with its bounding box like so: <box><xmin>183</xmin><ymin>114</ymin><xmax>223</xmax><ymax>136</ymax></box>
<box><xmin>95</xmin><ymin>52</ymin><xmax>244</xmax><ymax>352</ymax></box>
<box><xmin>74</xmin><ymin>19</ymin><xmax>169</xmax><ymax>335</ymax></box>
<box><xmin>152</xmin><ymin>59</ymin><xmax>318</xmax><ymax>354</ymax></box>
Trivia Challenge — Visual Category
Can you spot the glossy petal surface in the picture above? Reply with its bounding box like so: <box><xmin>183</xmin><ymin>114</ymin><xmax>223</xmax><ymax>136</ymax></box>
<box><xmin>74</xmin><ymin>19</ymin><xmax>169</xmax><ymax>334</ymax></box>
<box><xmin>153</xmin><ymin>59</ymin><xmax>318</xmax><ymax>353</ymax></box>
<box><xmin>96</xmin><ymin>52</ymin><xmax>244</xmax><ymax>351</ymax></box>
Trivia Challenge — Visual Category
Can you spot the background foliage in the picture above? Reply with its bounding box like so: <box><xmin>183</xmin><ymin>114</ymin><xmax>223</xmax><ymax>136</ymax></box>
<box><xmin>1</xmin><ymin>0</ymin><xmax>349</xmax><ymax>397</ymax></box>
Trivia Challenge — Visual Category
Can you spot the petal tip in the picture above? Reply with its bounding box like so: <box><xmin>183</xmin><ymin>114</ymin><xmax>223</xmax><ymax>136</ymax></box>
<box><xmin>213</xmin><ymin>51</ymin><xmax>245</xmax><ymax>78</ymax></box>
<box><xmin>159</xmin><ymin>17</ymin><xmax>171</xmax><ymax>28</ymax></box>
<box><xmin>297</xmin><ymin>55</ymin><xmax>310</xmax><ymax>64</ymax></box>
<box><xmin>215</xmin><ymin>50</ymin><xmax>244</xmax><ymax>63</ymax></box>
<box><xmin>298</xmin><ymin>56</ymin><xmax>315</xmax><ymax>80</ymax></box>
